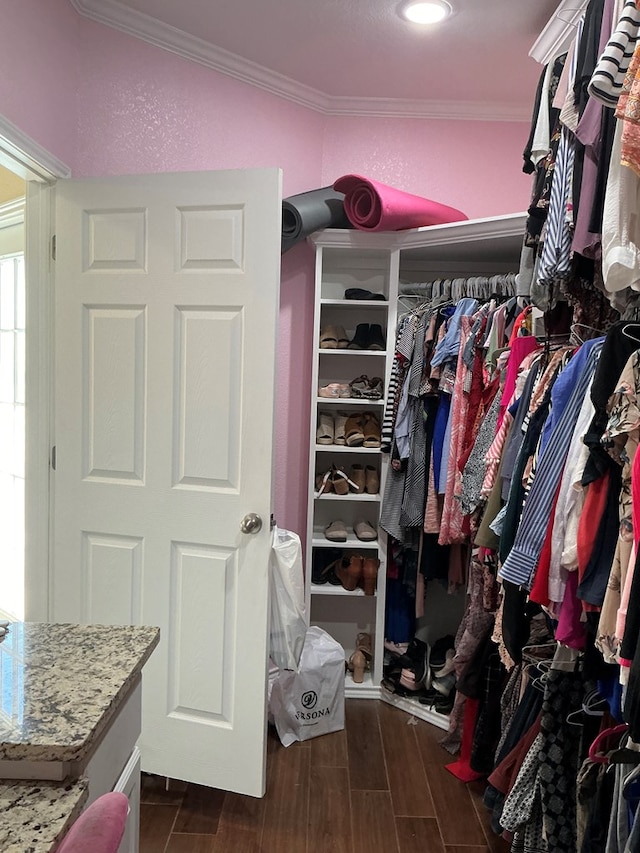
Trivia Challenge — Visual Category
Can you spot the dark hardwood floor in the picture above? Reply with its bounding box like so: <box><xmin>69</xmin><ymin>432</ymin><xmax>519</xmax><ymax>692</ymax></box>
<box><xmin>140</xmin><ymin>699</ymin><xmax>510</xmax><ymax>853</ymax></box>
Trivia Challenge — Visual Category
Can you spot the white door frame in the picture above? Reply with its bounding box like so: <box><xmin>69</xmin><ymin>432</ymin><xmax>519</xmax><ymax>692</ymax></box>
<box><xmin>0</xmin><ymin>114</ymin><xmax>70</xmax><ymax>621</ymax></box>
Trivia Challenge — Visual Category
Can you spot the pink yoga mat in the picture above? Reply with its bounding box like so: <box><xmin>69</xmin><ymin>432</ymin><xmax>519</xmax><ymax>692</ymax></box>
<box><xmin>333</xmin><ymin>174</ymin><xmax>468</xmax><ymax>232</ymax></box>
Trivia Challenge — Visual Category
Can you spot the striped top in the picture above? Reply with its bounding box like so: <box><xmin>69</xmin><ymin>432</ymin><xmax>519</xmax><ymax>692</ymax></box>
<box><xmin>589</xmin><ymin>0</ymin><xmax>640</xmax><ymax>105</ymax></box>
<box><xmin>499</xmin><ymin>339</ymin><xmax>604</xmax><ymax>590</ymax></box>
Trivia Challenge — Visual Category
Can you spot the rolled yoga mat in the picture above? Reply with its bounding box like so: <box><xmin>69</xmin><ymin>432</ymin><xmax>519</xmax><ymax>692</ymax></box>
<box><xmin>333</xmin><ymin>173</ymin><xmax>468</xmax><ymax>232</ymax></box>
<box><xmin>281</xmin><ymin>186</ymin><xmax>352</xmax><ymax>253</ymax></box>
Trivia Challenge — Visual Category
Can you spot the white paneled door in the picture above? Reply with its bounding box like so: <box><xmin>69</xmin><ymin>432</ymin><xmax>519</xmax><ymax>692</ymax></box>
<box><xmin>52</xmin><ymin>170</ymin><xmax>281</xmax><ymax>797</ymax></box>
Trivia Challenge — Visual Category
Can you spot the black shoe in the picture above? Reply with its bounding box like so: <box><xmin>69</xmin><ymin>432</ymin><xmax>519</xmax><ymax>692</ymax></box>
<box><xmin>429</xmin><ymin>634</ymin><xmax>456</xmax><ymax>670</ymax></box>
<box><xmin>433</xmin><ymin>690</ymin><xmax>456</xmax><ymax>714</ymax></box>
<box><xmin>348</xmin><ymin>323</ymin><xmax>370</xmax><ymax>349</ymax></box>
<box><xmin>417</xmin><ymin>689</ymin><xmax>440</xmax><ymax>707</ymax></box>
<box><xmin>388</xmin><ymin>637</ymin><xmax>430</xmax><ymax>685</ymax></box>
<box><xmin>311</xmin><ymin>548</ymin><xmax>342</xmax><ymax>584</ymax></box>
<box><xmin>368</xmin><ymin>324</ymin><xmax>386</xmax><ymax>350</ymax></box>
<box><xmin>344</xmin><ymin>288</ymin><xmax>386</xmax><ymax>301</ymax></box>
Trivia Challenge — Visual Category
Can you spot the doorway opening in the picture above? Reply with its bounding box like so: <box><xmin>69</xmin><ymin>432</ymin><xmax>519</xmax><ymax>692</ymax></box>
<box><xmin>0</xmin><ymin>165</ymin><xmax>25</xmax><ymax>621</ymax></box>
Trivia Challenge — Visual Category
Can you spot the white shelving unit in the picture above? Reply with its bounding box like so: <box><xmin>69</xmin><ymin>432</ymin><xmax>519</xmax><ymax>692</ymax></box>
<box><xmin>307</xmin><ymin>212</ymin><xmax>528</xmax><ymax>720</ymax></box>
<box><xmin>305</xmin><ymin>241</ymin><xmax>398</xmax><ymax>699</ymax></box>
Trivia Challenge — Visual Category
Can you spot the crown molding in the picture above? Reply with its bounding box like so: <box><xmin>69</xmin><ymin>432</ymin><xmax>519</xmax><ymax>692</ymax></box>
<box><xmin>324</xmin><ymin>97</ymin><xmax>531</xmax><ymax>121</ymax></box>
<box><xmin>0</xmin><ymin>197</ymin><xmax>26</xmax><ymax>230</ymax></box>
<box><xmin>0</xmin><ymin>115</ymin><xmax>70</xmax><ymax>181</ymax></box>
<box><xmin>529</xmin><ymin>0</ymin><xmax>588</xmax><ymax>65</ymax></box>
<box><xmin>69</xmin><ymin>0</ymin><xmax>329</xmax><ymax>111</ymax></box>
<box><xmin>70</xmin><ymin>0</ymin><xmax>530</xmax><ymax>122</ymax></box>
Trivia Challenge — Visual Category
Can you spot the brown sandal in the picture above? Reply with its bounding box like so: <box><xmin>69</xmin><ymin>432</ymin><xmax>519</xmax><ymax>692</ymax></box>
<box><xmin>344</xmin><ymin>414</ymin><xmax>364</xmax><ymax>446</ymax></box>
<box><xmin>331</xmin><ymin>465</ymin><xmax>358</xmax><ymax>495</ymax></box>
<box><xmin>362</xmin><ymin>413</ymin><xmax>381</xmax><ymax>447</ymax></box>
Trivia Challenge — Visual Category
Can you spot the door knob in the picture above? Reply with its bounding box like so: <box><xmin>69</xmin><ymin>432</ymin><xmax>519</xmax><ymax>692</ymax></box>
<box><xmin>240</xmin><ymin>513</ymin><xmax>263</xmax><ymax>534</ymax></box>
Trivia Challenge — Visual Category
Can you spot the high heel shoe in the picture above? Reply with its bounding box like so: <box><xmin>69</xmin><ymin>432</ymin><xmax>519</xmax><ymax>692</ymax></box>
<box><xmin>355</xmin><ymin>632</ymin><xmax>372</xmax><ymax>663</ymax></box>
<box><xmin>348</xmin><ymin>632</ymin><xmax>372</xmax><ymax>683</ymax></box>
<box><xmin>348</xmin><ymin>649</ymin><xmax>367</xmax><ymax>683</ymax></box>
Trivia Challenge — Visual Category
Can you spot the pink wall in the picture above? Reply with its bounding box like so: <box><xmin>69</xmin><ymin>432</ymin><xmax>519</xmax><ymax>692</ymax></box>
<box><xmin>73</xmin><ymin>21</ymin><xmax>325</xmax><ymax>196</ymax></box>
<box><xmin>2</xmin><ymin>6</ymin><xmax>535</xmax><ymax>544</ymax></box>
<box><xmin>322</xmin><ymin>116</ymin><xmax>533</xmax><ymax>218</ymax></box>
<box><xmin>0</xmin><ymin>0</ymin><xmax>79</xmax><ymax>166</ymax></box>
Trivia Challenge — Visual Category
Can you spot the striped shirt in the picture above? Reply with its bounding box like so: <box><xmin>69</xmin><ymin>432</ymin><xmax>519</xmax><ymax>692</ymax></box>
<box><xmin>589</xmin><ymin>0</ymin><xmax>640</xmax><ymax>106</ymax></box>
<box><xmin>499</xmin><ymin>339</ymin><xmax>604</xmax><ymax>590</ymax></box>
<box><xmin>536</xmin><ymin>125</ymin><xmax>576</xmax><ymax>292</ymax></box>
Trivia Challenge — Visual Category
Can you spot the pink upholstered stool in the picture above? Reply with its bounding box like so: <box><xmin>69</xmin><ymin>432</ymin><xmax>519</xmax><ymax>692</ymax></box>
<box><xmin>57</xmin><ymin>791</ymin><xmax>129</xmax><ymax>853</ymax></box>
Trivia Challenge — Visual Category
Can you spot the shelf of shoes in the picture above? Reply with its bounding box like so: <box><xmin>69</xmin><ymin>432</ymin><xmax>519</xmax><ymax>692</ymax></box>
<box><xmin>306</xmin><ymin>243</ymin><xmax>397</xmax><ymax>699</ymax></box>
<box><xmin>379</xmin><ymin>690</ymin><xmax>450</xmax><ymax>731</ymax></box>
<box><xmin>309</xmin><ymin>583</ymin><xmax>367</xmax><ymax>596</ymax></box>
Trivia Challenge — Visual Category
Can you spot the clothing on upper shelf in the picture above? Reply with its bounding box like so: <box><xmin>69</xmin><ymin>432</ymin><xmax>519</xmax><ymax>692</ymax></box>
<box><xmin>517</xmin><ymin>0</ymin><xmax>640</xmax><ymax>320</ymax></box>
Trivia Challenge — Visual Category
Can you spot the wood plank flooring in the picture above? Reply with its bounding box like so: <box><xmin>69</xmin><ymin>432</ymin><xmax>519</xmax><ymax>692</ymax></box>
<box><xmin>140</xmin><ymin>700</ymin><xmax>510</xmax><ymax>853</ymax></box>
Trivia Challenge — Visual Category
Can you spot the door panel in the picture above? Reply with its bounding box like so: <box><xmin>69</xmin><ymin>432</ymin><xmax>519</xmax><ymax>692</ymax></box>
<box><xmin>52</xmin><ymin>169</ymin><xmax>281</xmax><ymax>796</ymax></box>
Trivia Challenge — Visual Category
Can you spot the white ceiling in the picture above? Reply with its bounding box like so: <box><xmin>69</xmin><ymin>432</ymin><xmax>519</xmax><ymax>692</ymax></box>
<box><xmin>71</xmin><ymin>0</ymin><xmax>561</xmax><ymax>116</ymax></box>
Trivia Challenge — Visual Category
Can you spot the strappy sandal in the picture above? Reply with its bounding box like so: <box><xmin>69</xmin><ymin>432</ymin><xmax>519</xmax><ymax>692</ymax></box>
<box><xmin>349</xmin><ymin>375</ymin><xmax>370</xmax><ymax>398</ymax></box>
<box><xmin>362</xmin><ymin>413</ymin><xmax>381</xmax><ymax>447</ymax></box>
<box><xmin>362</xmin><ymin>377</ymin><xmax>383</xmax><ymax>399</ymax></box>
<box><xmin>344</xmin><ymin>414</ymin><xmax>364</xmax><ymax>447</ymax></box>
<box><xmin>315</xmin><ymin>468</ymin><xmax>334</xmax><ymax>495</ymax></box>
<box><xmin>330</xmin><ymin>465</ymin><xmax>358</xmax><ymax>495</ymax></box>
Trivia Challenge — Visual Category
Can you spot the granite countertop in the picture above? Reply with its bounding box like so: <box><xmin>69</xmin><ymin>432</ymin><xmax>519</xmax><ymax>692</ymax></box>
<box><xmin>0</xmin><ymin>777</ymin><xmax>88</xmax><ymax>853</ymax></box>
<box><xmin>0</xmin><ymin>622</ymin><xmax>160</xmax><ymax>765</ymax></box>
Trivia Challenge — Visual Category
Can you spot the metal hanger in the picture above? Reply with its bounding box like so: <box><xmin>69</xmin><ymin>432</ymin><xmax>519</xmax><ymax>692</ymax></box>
<box><xmin>566</xmin><ymin>688</ymin><xmax>608</xmax><ymax>727</ymax></box>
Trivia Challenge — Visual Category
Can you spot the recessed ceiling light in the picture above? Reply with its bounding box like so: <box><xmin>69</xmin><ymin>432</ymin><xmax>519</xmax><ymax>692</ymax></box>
<box><xmin>401</xmin><ymin>1</ymin><xmax>452</xmax><ymax>24</ymax></box>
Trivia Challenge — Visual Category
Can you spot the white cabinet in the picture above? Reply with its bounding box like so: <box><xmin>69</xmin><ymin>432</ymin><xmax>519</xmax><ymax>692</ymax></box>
<box><xmin>114</xmin><ymin>748</ymin><xmax>142</xmax><ymax>853</ymax></box>
<box><xmin>307</xmin><ymin>212</ymin><xmax>527</xmax><ymax>714</ymax></box>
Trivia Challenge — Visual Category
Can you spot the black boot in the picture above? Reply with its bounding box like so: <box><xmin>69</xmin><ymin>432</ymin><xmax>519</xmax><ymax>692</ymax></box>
<box><xmin>348</xmin><ymin>323</ymin><xmax>370</xmax><ymax>349</ymax></box>
<box><xmin>368</xmin><ymin>323</ymin><xmax>386</xmax><ymax>350</ymax></box>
